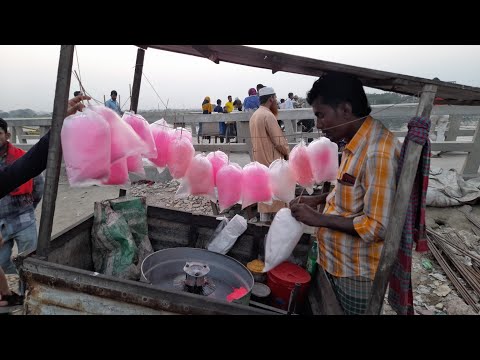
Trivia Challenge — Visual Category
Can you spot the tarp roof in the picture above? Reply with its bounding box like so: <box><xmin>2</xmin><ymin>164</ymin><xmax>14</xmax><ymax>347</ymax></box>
<box><xmin>139</xmin><ymin>45</ymin><xmax>480</xmax><ymax>106</ymax></box>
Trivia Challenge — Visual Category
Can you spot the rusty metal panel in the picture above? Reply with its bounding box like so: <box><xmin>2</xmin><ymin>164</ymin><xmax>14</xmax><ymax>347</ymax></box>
<box><xmin>26</xmin><ymin>281</ymin><xmax>173</xmax><ymax>315</ymax></box>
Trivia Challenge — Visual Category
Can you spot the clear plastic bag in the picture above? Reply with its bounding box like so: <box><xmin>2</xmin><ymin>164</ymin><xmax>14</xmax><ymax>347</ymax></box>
<box><xmin>61</xmin><ymin>110</ymin><xmax>111</xmax><ymax>186</ymax></box>
<box><xmin>148</xmin><ymin>119</ymin><xmax>173</xmax><ymax>172</ymax></box>
<box><xmin>216</xmin><ymin>162</ymin><xmax>243</xmax><ymax>212</ymax></box>
<box><xmin>307</xmin><ymin>137</ymin><xmax>339</xmax><ymax>183</ymax></box>
<box><xmin>207</xmin><ymin>215</ymin><xmax>247</xmax><ymax>254</ymax></box>
<box><xmin>263</xmin><ymin>208</ymin><xmax>304</xmax><ymax>273</ymax></box>
<box><xmin>289</xmin><ymin>140</ymin><xmax>314</xmax><ymax>194</ymax></box>
<box><xmin>241</xmin><ymin>162</ymin><xmax>273</xmax><ymax>209</ymax></box>
<box><xmin>175</xmin><ymin>153</ymin><xmax>216</xmax><ymax>201</ymax></box>
<box><xmin>122</xmin><ymin>111</ymin><xmax>157</xmax><ymax>158</ymax></box>
<box><xmin>269</xmin><ymin>159</ymin><xmax>296</xmax><ymax>203</ymax></box>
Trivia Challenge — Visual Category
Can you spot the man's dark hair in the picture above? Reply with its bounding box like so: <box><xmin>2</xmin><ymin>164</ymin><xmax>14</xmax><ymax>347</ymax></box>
<box><xmin>217</xmin><ymin>99</ymin><xmax>222</xmax><ymax>105</ymax></box>
<box><xmin>306</xmin><ymin>72</ymin><xmax>371</xmax><ymax>118</ymax></box>
<box><xmin>280</xmin><ymin>98</ymin><xmax>285</xmax><ymax>103</ymax></box>
<box><xmin>256</xmin><ymin>84</ymin><xmax>265</xmax><ymax>91</ymax></box>
<box><xmin>288</xmin><ymin>92</ymin><xmax>293</xmax><ymax>98</ymax></box>
<box><xmin>111</xmin><ymin>90</ymin><xmax>117</xmax><ymax>96</ymax></box>
<box><xmin>0</xmin><ymin>118</ymin><xmax>8</xmax><ymax>133</ymax></box>
<box><xmin>74</xmin><ymin>91</ymin><xmax>82</xmax><ymax>97</ymax></box>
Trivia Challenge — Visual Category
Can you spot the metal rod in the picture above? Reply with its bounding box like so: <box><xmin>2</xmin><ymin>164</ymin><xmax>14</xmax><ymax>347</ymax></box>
<box><xmin>37</xmin><ymin>45</ymin><xmax>75</xmax><ymax>257</ymax></box>
<box><xmin>287</xmin><ymin>283</ymin><xmax>301</xmax><ymax>315</ymax></box>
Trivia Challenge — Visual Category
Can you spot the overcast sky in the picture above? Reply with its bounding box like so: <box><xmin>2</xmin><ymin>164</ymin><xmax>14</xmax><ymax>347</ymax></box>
<box><xmin>1</xmin><ymin>45</ymin><xmax>480</xmax><ymax>112</ymax></box>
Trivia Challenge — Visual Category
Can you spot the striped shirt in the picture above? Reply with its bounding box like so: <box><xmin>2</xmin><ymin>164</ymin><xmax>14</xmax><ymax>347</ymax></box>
<box><xmin>317</xmin><ymin>116</ymin><xmax>400</xmax><ymax>280</ymax></box>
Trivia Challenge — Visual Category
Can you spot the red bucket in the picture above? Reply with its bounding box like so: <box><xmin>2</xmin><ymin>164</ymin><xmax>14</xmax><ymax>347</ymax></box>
<box><xmin>267</xmin><ymin>261</ymin><xmax>311</xmax><ymax>311</ymax></box>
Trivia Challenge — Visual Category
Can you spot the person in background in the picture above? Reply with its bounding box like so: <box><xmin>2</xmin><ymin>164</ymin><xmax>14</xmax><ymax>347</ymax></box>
<box><xmin>243</xmin><ymin>88</ymin><xmax>260</xmax><ymax>112</ymax></box>
<box><xmin>0</xmin><ymin>94</ymin><xmax>90</xmax><ymax>309</ymax></box>
<box><xmin>233</xmin><ymin>97</ymin><xmax>243</xmax><ymax>111</ymax></box>
<box><xmin>249</xmin><ymin>86</ymin><xmax>289</xmax><ymax>223</ymax></box>
<box><xmin>0</xmin><ymin>119</ymin><xmax>44</xmax><ymax>275</ymax></box>
<box><xmin>284</xmin><ymin>92</ymin><xmax>296</xmax><ymax>109</ymax></box>
<box><xmin>279</xmin><ymin>98</ymin><xmax>286</xmax><ymax>109</ymax></box>
<box><xmin>289</xmin><ymin>72</ymin><xmax>399</xmax><ymax>315</ymax></box>
<box><xmin>105</xmin><ymin>90</ymin><xmax>122</xmax><ymax>115</ymax></box>
<box><xmin>224</xmin><ymin>95</ymin><xmax>234</xmax><ymax>113</ymax></box>
<box><xmin>214</xmin><ymin>99</ymin><xmax>226</xmax><ymax>143</ymax></box>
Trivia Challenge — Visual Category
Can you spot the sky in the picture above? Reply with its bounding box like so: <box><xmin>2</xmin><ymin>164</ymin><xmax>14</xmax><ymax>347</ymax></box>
<box><xmin>1</xmin><ymin>45</ymin><xmax>480</xmax><ymax>113</ymax></box>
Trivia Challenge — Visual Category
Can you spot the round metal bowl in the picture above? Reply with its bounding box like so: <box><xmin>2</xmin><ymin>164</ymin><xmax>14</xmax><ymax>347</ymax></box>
<box><xmin>141</xmin><ymin>247</ymin><xmax>254</xmax><ymax>305</ymax></box>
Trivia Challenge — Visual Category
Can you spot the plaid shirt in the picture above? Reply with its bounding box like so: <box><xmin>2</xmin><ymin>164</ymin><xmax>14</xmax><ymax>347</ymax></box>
<box><xmin>317</xmin><ymin>116</ymin><xmax>400</xmax><ymax>279</ymax></box>
<box><xmin>0</xmin><ymin>153</ymin><xmax>44</xmax><ymax>237</ymax></box>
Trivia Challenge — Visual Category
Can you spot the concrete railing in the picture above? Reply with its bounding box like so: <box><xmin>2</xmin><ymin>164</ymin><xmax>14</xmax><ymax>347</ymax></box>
<box><xmin>6</xmin><ymin>105</ymin><xmax>480</xmax><ymax>177</ymax></box>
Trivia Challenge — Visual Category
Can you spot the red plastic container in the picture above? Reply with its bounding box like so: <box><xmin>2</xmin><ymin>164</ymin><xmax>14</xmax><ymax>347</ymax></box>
<box><xmin>267</xmin><ymin>261</ymin><xmax>311</xmax><ymax>311</ymax></box>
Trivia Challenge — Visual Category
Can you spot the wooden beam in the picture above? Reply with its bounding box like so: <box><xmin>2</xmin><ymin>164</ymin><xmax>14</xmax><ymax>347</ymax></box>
<box><xmin>366</xmin><ymin>84</ymin><xmax>437</xmax><ymax>315</ymax></box>
<box><xmin>192</xmin><ymin>45</ymin><xmax>219</xmax><ymax>64</ymax></box>
<box><xmin>130</xmin><ymin>48</ymin><xmax>145</xmax><ymax>113</ymax></box>
<box><xmin>37</xmin><ymin>45</ymin><xmax>75</xmax><ymax>257</ymax></box>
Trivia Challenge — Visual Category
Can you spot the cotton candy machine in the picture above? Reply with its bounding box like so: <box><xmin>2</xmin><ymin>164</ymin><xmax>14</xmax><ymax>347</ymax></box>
<box><xmin>141</xmin><ymin>248</ymin><xmax>254</xmax><ymax>305</ymax></box>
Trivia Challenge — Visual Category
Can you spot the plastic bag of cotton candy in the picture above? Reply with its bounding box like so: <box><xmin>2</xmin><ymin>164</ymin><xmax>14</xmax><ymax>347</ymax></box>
<box><xmin>167</xmin><ymin>133</ymin><xmax>195</xmax><ymax>179</ymax></box>
<box><xmin>216</xmin><ymin>162</ymin><xmax>243</xmax><ymax>212</ymax></box>
<box><xmin>176</xmin><ymin>153</ymin><xmax>216</xmax><ymax>201</ymax></box>
<box><xmin>263</xmin><ymin>208</ymin><xmax>305</xmax><ymax>273</ymax></box>
<box><xmin>307</xmin><ymin>137</ymin><xmax>339</xmax><ymax>183</ymax></box>
<box><xmin>148</xmin><ymin>119</ymin><xmax>174</xmax><ymax>172</ymax></box>
<box><xmin>61</xmin><ymin>109</ymin><xmax>111</xmax><ymax>186</ymax></box>
<box><xmin>269</xmin><ymin>159</ymin><xmax>297</xmax><ymax>203</ymax></box>
<box><xmin>206</xmin><ymin>151</ymin><xmax>229</xmax><ymax>186</ymax></box>
<box><xmin>241</xmin><ymin>162</ymin><xmax>273</xmax><ymax>209</ymax></box>
<box><xmin>89</xmin><ymin>105</ymin><xmax>145</xmax><ymax>164</ymax></box>
<box><xmin>102</xmin><ymin>158</ymin><xmax>129</xmax><ymax>185</ymax></box>
<box><xmin>122</xmin><ymin>111</ymin><xmax>157</xmax><ymax>158</ymax></box>
<box><xmin>289</xmin><ymin>140</ymin><xmax>315</xmax><ymax>194</ymax></box>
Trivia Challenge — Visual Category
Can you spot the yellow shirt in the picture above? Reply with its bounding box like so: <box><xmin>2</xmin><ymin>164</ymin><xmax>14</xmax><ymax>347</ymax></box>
<box><xmin>317</xmin><ymin>116</ymin><xmax>400</xmax><ymax>279</ymax></box>
<box><xmin>224</xmin><ymin>101</ymin><xmax>234</xmax><ymax>113</ymax></box>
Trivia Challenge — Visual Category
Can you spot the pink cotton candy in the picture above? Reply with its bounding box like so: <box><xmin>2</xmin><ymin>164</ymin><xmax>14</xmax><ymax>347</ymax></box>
<box><xmin>216</xmin><ymin>163</ymin><xmax>243</xmax><ymax>211</ymax></box>
<box><xmin>122</xmin><ymin>111</ymin><xmax>157</xmax><ymax>158</ymax></box>
<box><xmin>89</xmin><ymin>105</ymin><xmax>144</xmax><ymax>163</ymax></box>
<box><xmin>206</xmin><ymin>151</ymin><xmax>228</xmax><ymax>186</ymax></box>
<box><xmin>61</xmin><ymin>111</ymin><xmax>111</xmax><ymax>186</ymax></box>
<box><xmin>289</xmin><ymin>141</ymin><xmax>315</xmax><ymax>191</ymax></box>
<box><xmin>102</xmin><ymin>158</ymin><xmax>129</xmax><ymax>185</ymax></box>
<box><xmin>167</xmin><ymin>136</ymin><xmax>195</xmax><ymax>179</ymax></box>
<box><xmin>241</xmin><ymin>162</ymin><xmax>273</xmax><ymax>209</ymax></box>
<box><xmin>172</xmin><ymin>127</ymin><xmax>193</xmax><ymax>143</ymax></box>
<box><xmin>226</xmin><ymin>287</ymin><xmax>248</xmax><ymax>302</ymax></box>
<box><xmin>307</xmin><ymin>137</ymin><xmax>339</xmax><ymax>183</ymax></box>
<box><xmin>148</xmin><ymin>119</ymin><xmax>173</xmax><ymax>169</ymax></box>
<box><xmin>127</xmin><ymin>155</ymin><xmax>145</xmax><ymax>176</ymax></box>
<box><xmin>176</xmin><ymin>154</ymin><xmax>215</xmax><ymax>200</ymax></box>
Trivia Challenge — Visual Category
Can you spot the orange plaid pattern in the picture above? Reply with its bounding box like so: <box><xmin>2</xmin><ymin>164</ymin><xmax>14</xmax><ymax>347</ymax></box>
<box><xmin>317</xmin><ymin>116</ymin><xmax>400</xmax><ymax>279</ymax></box>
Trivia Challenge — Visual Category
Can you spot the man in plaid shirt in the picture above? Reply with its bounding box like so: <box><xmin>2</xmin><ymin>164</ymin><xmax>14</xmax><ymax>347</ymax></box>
<box><xmin>0</xmin><ymin>118</ymin><xmax>44</xmax><ymax>274</ymax></box>
<box><xmin>290</xmin><ymin>72</ymin><xmax>400</xmax><ymax>315</ymax></box>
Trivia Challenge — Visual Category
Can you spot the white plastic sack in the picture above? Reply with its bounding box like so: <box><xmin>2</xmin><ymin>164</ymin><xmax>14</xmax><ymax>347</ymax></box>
<box><xmin>207</xmin><ymin>215</ymin><xmax>247</xmax><ymax>254</ymax></box>
<box><xmin>263</xmin><ymin>208</ymin><xmax>304</xmax><ymax>273</ymax></box>
<box><xmin>269</xmin><ymin>159</ymin><xmax>296</xmax><ymax>203</ymax></box>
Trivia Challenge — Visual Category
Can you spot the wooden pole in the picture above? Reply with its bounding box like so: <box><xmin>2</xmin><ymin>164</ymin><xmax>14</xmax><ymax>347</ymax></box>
<box><xmin>130</xmin><ymin>48</ymin><xmax>145</xmax><ymax>113</ymax></box>
<box><xmin>103</xmin><ymin>95</ymin><xmax>106</xmax><ymax>105</ymax></box>
<box><xmin>37</xmin><ymin>45</ymin><xmax>75</xmax><ymax>257</ymax></box>
<box><xmin>129</xmin><ymin>84</ymin><xmax>132</xmax><ymax>110</ymax></box>
<box><xmin>365</xmin><ymin>84</ymin><xmax>437</xmax><ymax>315</ymax></box>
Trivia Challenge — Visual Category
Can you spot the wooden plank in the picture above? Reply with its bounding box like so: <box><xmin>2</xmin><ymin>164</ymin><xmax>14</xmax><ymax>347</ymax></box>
<box><xmin>314</xmin><ymin>266</ymin><xmax>344</xmax><ymax>315</ymax></box>
<box><xmin>37</xmin><ymin>45</ymin><xmax>75</xmax><ymax>257</ymax></box>
<box><xmin>366</xmin><ymin>84</ymin><xmax>437</xmax><ymax>315</ymax></box>
<box><xmin>130</xmin><ymin>48</ymin><xmax>145</xmax><ymax>113</ymax></box>
<box><xmin>146</xmin><ymin>45</ymin><xmax>480</xmax><ymax>104</ymax></box>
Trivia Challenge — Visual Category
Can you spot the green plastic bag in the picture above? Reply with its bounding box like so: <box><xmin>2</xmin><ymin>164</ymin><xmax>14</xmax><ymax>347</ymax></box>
<box><xmin>92</xmin><ymin>197</ymin><xmax>153</xmax><ymax>280</ymax></box>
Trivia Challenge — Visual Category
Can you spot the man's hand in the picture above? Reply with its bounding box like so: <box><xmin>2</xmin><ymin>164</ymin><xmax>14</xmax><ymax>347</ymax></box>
<box><xmin>67</xmin><ymin>95</ymin><xmax>91</xmax><ymax>116</ymax></box>
<box><xmin>289</xmin><ymin>194</ymin><xmax>326</xmax><ymax>210</ymax></box>
<box><xmin>290</xmin><ymin>203</ymin><xmax>323</xmax><ymax>227</ymax></box>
